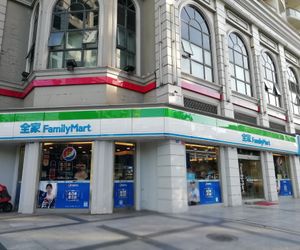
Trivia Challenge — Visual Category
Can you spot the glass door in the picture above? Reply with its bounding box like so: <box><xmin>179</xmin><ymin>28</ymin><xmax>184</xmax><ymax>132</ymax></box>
<box><xmin>113</xmin><ymin>142</ymin><xmax>135</xmax><ymax>209</ymax></box>
<box><xmin>274</xmin><ymin>154</ymin><xmax>292</xmax><ymax>196</ymax></box>
<box><xmin>239</xmin><ymin>159</ymin><xmax>264</xmax><ymax>199</ymax></box>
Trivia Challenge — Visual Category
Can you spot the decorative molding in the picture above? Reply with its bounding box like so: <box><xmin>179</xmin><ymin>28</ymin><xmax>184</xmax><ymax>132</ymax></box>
<box><xmin>259</xmin><ymin>33</ymin><xmax>278</xmax><ymax>52</ymax></box>
<box><xmin>0</xmin><ymin>76</ymin><xmax>156</xmax><ymax>99</ymax></box>
<box><xmin>226</xmin><ymin>10</ymin><xmax>250</xmax><ymax>32</ymax></box>
<box><xmin>285</xmin><ymin>50</ymin><xmax>299</xmax><ymax>66</ymax></box>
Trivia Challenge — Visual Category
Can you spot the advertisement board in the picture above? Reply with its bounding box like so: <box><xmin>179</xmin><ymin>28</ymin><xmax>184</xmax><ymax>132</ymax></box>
<box><xmin>198</xmin><ymin>180</ymin><xmax>222</xmax><ymax>205</ymax></box>
<box><xmin>114</xmin><ymin>181</ymin><xmax>134</xmax><ymax>208</ymax></box>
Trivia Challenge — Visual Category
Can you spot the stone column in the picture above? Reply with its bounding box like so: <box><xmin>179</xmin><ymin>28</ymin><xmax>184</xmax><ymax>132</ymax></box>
<box><xmin>18</xmin><ymin>142</ymin><xmax>40</xmax><ymax>214</ymax></box>
<box><xmin>0</xmin><ymin>0</ymin><xmax>7</xmax><ymax>51</ymax></box>
<box><xmin>90</xmin><ymin>141</ymin><xmax>114</xmax><ymax>214</ymax></box>
<box><xmin>219</xmin><ymin>147</ymin><xmax>242</xmax><ymax>206</ymax></box>
<box><xmin>155</xmin><ymin>0</ymin><xmax>183</xmax><ymax>105</ymax></box>
<box><xmin>156</xmin><ymin>140</ymin><xmax>188</xmax><ymax>213</ymax></box>
<box><xmin>289</xmin><ymin>155</ymin><xmax>300</xmax><ymax>198</ymax></box>
<box><xmin>261</xmin><ymin>152</ymin><xmax>278</xmax><ymax>202</ymax></box>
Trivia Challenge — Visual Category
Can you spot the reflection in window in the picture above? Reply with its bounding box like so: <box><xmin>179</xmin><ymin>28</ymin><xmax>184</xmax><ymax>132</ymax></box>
<box><xmin>116</xmin><ymin>0</ymin><xmax>136</xmax><ymax>71</ymax></box>
<box><xmin>288</xmin><ymin>67</ymin><xmax>300</xmax><ymax>115</ymax></box>
<box><xmin>181</xmin><ymin>5</ymin><xmax>212</xmax><ymax>82</ymax></box>
<box><xmin>228</xmin><ymin>33</ymin><xmax>251</xmax><ymax>96</ymax></box>
<box><xmin>261</xmin><ymin>52</ymin><xmax>281</xmax><ymax>107</ymax></box>
<box><xmin>48</xmin><ymin>0</ymin><xmax>99</xmax><ymax>68</ymax></box>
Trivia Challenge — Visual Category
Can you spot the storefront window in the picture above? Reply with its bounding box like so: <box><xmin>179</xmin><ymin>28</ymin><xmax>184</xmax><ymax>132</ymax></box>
<box><xmin>37</xmin><ymin>142</ymin><xmax>92</xmax><ymax>209</ymax></box>
<box><xmin>273</xmin><ymin>154</ymin><xmax>292</xmax><ymax>196</ymax></box>
<box><xmin>186</xmin><ymin>144</ymin><xmax>221</xmax><ymax>205</ymax></box>
<box><xmin>114</xmin><ymin>142</ymin><xmax>135</xmax><ymax>209</ymax></box>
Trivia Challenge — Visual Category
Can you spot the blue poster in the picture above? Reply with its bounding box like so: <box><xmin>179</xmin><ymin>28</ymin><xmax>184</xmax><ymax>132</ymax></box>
<box><xmin>199</xmin><ymin>180</ymin><xmax>222</xmax><ymax>204</ymax></box>
<box><xmin>279</xmin><ymin>179</ymin><xmax>293</xmax><ymax>196</ymax></box>
<box><xmin>114</xmin><ymin>181</ymin><xmax>134</xmax><ymax>208</ymax></box>
<box><xmin>55</xmin><ymin>182</ymin><xmax>90</xmax><ymax>208</ymax></box>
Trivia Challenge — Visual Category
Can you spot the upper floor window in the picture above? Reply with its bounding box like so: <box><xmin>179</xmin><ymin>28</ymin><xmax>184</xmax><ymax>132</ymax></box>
<box><xmin>287</xmin><ymin>67</ymin><xmax>300</xmax><ymax>115</ymax></box>
<box><xmin>261</xmin><ymin>52</ymin><xmax>281</xmax><ymax>107</ymax></box>
<box><xmin>48</xmin><ymin>0</ymin><xmax>99</xmax><ymax>69</ymax></box>
<box><xmin>26</xmin><ymin>3</ymin><xmax>40</xmax><ymax>73</ymax></box>
<box><xmin>180</xmin><ymin>5</ymin><xmax>212</xmax><ymax>82</ymax></box>
<box><xmin>228</xmin><ymin>33</ymin><xmax>251</xmax><ymax>96</ymax></box>
<box><xmin>116</xmin><ymin>0</ymin><xmax>136</xmax><ymax>71</ymax></box>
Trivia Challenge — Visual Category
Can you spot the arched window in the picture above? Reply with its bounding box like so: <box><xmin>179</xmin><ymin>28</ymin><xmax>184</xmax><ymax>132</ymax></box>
<box><xmin>26</xmin><ymin>3</ymin><xmax>40</xmax><ymax>73</ymax></box>
<box><xmin>48</xmin><ymin>0</ymin><xmax>99</xmax><ymax>69</ymax></box>
<box><xmin>180</xmin><ymin>5</ymin><xmax>212</xmax><ymax>82</ymax></box>
<box><xmin>116</xmin><ymin>0</ymin><xmax>136</xmax><ymax>71</ymax></box>
<box><xmin>287</xmin><ymin>67</ymin><xmax>300</xmax><ymax>115</ymax></box>
<box><xmin>228</xmin><ymin>33</ymin><xmax>251</xmax><ymax>96</ymax></box>
<box><xmin>261</xmin><ymin>52</ymin><xmax>281</xmax><ymax>107</ymax></box>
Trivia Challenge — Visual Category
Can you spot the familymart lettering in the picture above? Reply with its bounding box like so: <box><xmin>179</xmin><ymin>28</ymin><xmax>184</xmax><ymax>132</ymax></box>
<box><xmin>20</xmin><ymin>122</ymin><xmax>92</xmax><ymax>135</ymax></box>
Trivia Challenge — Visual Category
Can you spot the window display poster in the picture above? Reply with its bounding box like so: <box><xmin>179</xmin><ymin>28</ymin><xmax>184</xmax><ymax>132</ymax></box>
<box><xmin>37</xmin><ymin>181</ymin><xmax>57</xmax><ymax>208</ymax></box>
<box><xmin>198</xmin><ymin>181</ymin><xmax>222</xmax><ymax>204</ymax></box>
<box><xmin>279</xmin><ymin>179</ymin><xmax>293</xmax><ymax>196</ymax></box>
<box><xmin>55</xmin><ymin>182</ymin><xmax>90</xmax><ymax>209</ymax></box>
<box><xmin>114</xmin><ymin>181</ymin><xmax>134</xmax><ymax>208</ymax></box>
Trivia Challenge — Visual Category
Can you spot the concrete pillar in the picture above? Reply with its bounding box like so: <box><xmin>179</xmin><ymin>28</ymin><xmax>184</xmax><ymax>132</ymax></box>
<box><xmin>0</xmin><ymin>0</ymin><xmax>7</xmax><ymax>51</ymax></box>
<box><xmin>156</xmin><ymin>140</ymin><xmax>188</xmax><ymax>213</ymax></box>
<box><xmin>215</xmin><ymin>0</ymin><xmax>234</xmax><ymax>118</ymax></box>
<box><xmin>261</xmin><ymin>152</ymin><xmax>278</xmax><ymax>202</ymax></box>
<box><xmin>220</xmin><ymin>147</ymin><xmax>242</xmax><ymax>206</ymax></box>
<box><xmin>18</xmin><ymin>142</ymin><xmax>40</xmax><ymax>214</ymax></box>
<box><xmin>289</xmin><ymin>155</ymin><xmax>300</xmax><ymax>198</ymax></box>
<box><xmin>90</xmin><ymin>141</ymin><xmax>114</xmax><ymax>214</ymax></box>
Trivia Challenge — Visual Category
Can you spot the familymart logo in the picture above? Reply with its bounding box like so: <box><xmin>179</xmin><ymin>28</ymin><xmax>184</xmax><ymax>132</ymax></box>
<box><xmin>242</xmin><ymin>133</ymin><xmax>271</xmax><ymax>147</ymax></box>
<box><xmin>20</xmin><ymin>122</ymin><xmax>92</xmax><ymax>135</ymax></box>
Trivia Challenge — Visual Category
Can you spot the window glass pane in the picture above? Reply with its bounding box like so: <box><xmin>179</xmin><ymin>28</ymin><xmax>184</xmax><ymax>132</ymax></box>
<box><xmin>65</xmin><ymin>50</ymin><xmax>82</xmax><ymax>66</ymax></box>
<box><xmin>127</xmin><ymin>31</ymin><xmax>135</xmax><ymax>53</ymax></box>
<box><xmin>70</xmin><ymin>3</ymin><xmax>84</xmax><ymax>12</ymax></box>
<box><xmin>205</xmin><ymin>67</ymin><xmax>212</xmax><ymax>82</ymax></box>
<box><xmin>231</xmin><ymin>77</ymin><xmax>237</xmax><ymax>91</ymax></box>
<box><xmin>118</xmin><ymin>5</ymin><xmax>125</xmax><ymax>26</ymax></box>
<box><xmin>204</xmin><ymin>50</ymin><xmax>211</xmax><ymax>66</ymax></box>
<box><xmin>181</xmin><ymin>22</ymin><xmax>189</xmax><ymax>40</ymax></box>
<box><xmin>237</xmin><ymin>80</ymin><xmax>246</xmax><ymax>95</ymax></box>
<box><xmin>127</xmin><ymin>53</ymin><xmax>135</xmax><ymax>67</ymax></box>
<box><xmin>182</xmin><ymin>40</ymin><xmax>193</xmax><ymax>55</ymax></box>
<box><xmin>234</xmin><ymin>52</ymin><xmax>243</xmax><ymax>67</ymax></box>
<box><xmin>181</xmin><ymin>57</ymin><xmax>190</xmax><ymax>74</ymax></box>
<box><xmin>245</xmin><ymin>70</ymin><xmax>250</xmax><ymax>83</ymax></box>
<box><xmin>48</xmin><ymin>32</ymin><xmax>65</xmax><ymax>47</ymax></box>
<box><xmin>86</xmin><ymin>11</ymin><xmax>98</xmax><ymax>28</ymax></box>
<box><xmin>127</xmin><ymin>9</ymin><xmax>136</xmax><ymax>31</ymax></box>
<box><xmin>203</xmin><ymin>34</ymin><xmax>210</xmax><ymax>50</ymax></box>
<box><xmin>181</xmin><ymin>8</ymin><xmax>190</xmax><ymax>22</ymax></box>
<box><xmin>190</xmin><ymin>27</ymin><xmax>202</xmax><ymax>46</ymax></box>
<box><xmin>83</xmin><ymin>30</ymin><xmax>97</xmax><ymax>44</ymax></box>
<box><xmin>229</xmin><ymin>49</ymin><xmax>234</xmax><ymax>62</ymax></box>
<box><xmin>68</xmin><ymin>12</ymin><xmax>84</xmax><ymax>30</ymax></box>
<box><xmin>190</xmin><ymin>44</ymin><xmax>202</xmax><ymax>62</ymax></box>
<box><xmin>266</xmin><ymin>69</ymin><xmax>273</xmax><ymax>81</ymax></box>
<box><xmin>246</xmin><ymin>84</ymin><xmax>252</xmax><ymax>96</ymax></box>
<box><xmin>84</xmin><ymin>49</ymin><xmax>97</xmax><ymax>67</ymax></box>
<box><xmin>243</xmin><ymin>56</ymin><xmax>249</xmax><ymax>69</ymax></box>
<box><xmin>269</xmin><ymin>94</ymin><xmax>276</xmax><ymax>106</ymax></box>
<box><xmin>52</xmin><ymin>14</ymin><xmax>62</xmax><ymax>31</ymax></box>
<box><xmin>235</xmin><ymin>65</ymin><xmax>245</xmax><ymax>81</ymax></box>
<box><xmin>229</xmin><ymin>63</ymin><xmax>235</xmax><ymax>77</ymax></box>
<box><xmin>49</xmin><ymin>51</ymin><xmax>63</xmax><ymax>68</ymax></box>
<box><xmin>66</xmin><ymin>32</ymin><xmax>82</xmax><ymax>49</ymax></box>
<box><xmin>117</xmin><ymin>26</ymin><xmax>126</xmax><ymax>48</ymax></box>
<box><xmin>116</xmin><ymin>48</ymin><xmax>127</xmax><ymax>69</ymax></box>
<box><xmin>191</xmin><ymin>61</ymin><xmax>204</xmax><ymax>79</ymax></box>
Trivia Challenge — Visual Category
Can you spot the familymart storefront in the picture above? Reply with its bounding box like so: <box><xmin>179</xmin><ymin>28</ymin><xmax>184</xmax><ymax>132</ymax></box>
<box><xmin>0</xmin><ymin>106</ymin><xmax>300</xmax><ymax>214</ymax></box>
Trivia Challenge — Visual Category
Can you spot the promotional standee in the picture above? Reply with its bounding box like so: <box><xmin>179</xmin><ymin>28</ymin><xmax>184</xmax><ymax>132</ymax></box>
<box><xmin>37</xmin><ymin>142</ymin><xmax>91</xmax><ymax>209</ymax></box>
<box><xmin>274</xmin><ymin>155</ymin><xmax>293</xmax><ymax>196</ymax></box>
<box><xmin>186</xmin><ymin>144</ymin><xmax>222</xmax><ymax>205</ymax></box>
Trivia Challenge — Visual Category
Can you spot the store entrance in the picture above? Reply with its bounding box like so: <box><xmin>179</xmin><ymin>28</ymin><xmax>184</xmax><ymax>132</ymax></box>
<box><xmin>113</xmin><ymin>142</ymin><xmax>135</xmax><ymax>210</ymax></box>
<box><xmin>273</xmin><ymin>154</ymin><xmax>292</xmax><ymax>196</ymax></box>
<box><xmin>238</xmin><ymin>149</ymin><xmax>264</xmax><ymax>200</ymax></box>
<box><xmin>186</xmin><ymin>144</ymin><xmax>221</xmax><ymax>206</ymax></box>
